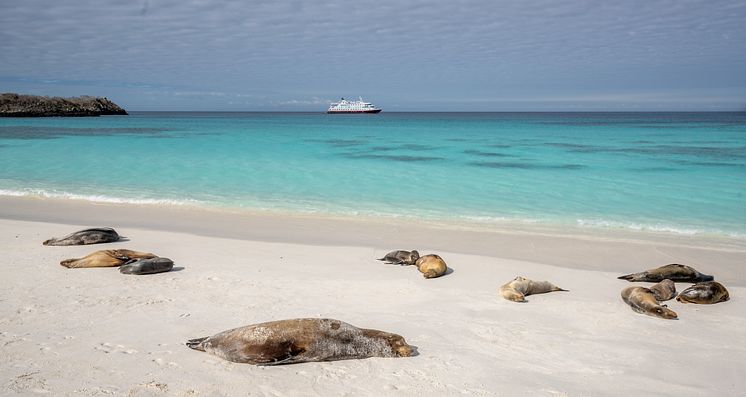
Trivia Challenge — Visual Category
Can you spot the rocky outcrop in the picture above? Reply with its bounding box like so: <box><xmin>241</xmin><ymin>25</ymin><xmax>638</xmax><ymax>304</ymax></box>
<box><xmin>0</xmin><ymin>93</ymin><xmax>128</xmax><ymax>117</ymax></box>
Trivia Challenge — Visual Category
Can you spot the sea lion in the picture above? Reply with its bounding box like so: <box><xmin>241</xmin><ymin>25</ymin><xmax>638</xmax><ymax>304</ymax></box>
<box><xmin>119</xmin><ymin>257</ymin><xmax>174</xmax><ymax>275</ymax></box>
<box><xmin>60</xmin><ymin>249</ymin><xmax>156</xmax><ymax>268</ymax></box>
<box><xmin>676</xmin><ymin>281</ymin><xmax>730</xmax><ymax>304</ymax></box>
<box><xmin>621</xmin><ymin>286</ymin><xmax>678</xmax><ymax>320</ymax></box>
<box><xmin>618</xmin><ymin>264</ymin><xmax>713</xmax><ymax>283</ymax></box>
<box><xmin>377</xmin><ymin>250</ymin><xmax>420</xmax><ymax>266</ymax></box>
<box><xmin>415</xmin><ymin>254</ymin><xmax>448</xmax><ymax>279</ymax></box>
<box><xmin>186</xmin><ymin>318</ymin><xmax>413</xmax><ymax>365</ymax></box>
<box><xmin>649</xmin><ymin>279</ymin><xmax>677</xmax><ymax>301</ymax></box>
<box><xmin>43</xmin><ymin>227</ymin><xmax>120</xmax><ymax>246</ymax></box>
<box><xmin>499</xmin><ymin>276</ymin><xmax>568</xmax><ymax>302</ymax></box>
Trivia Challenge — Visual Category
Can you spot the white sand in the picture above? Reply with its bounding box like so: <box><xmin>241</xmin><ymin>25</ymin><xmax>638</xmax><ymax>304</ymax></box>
<box><xmin>1</xmin><ymin>198</ymin><xmax>745</xmax><ymax>396</ymax></box>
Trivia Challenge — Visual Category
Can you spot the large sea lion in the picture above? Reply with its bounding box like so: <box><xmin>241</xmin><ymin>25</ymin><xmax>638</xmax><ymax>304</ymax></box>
<box><xmin>649</xmin><ymin>279</ymin><xmax>677</xmax><ymax>301</ymax></box>
<box><xmin>119</xmin><ymin>257</ymin><xmax>174</xmax><ymax>275</ymax></box>
<box><xmin>377</xmin><ymin>250</ymin><xmax>420</xmax><ymax>266</ymax></box>
<box><xmin>186</xmin><ymin>318</ymin><xmax>413</xmax><ymax>365</ymax></box>
<box><xmin>60</xmin><ymin>249</ymin><xmax>156</xmax><ymax>268</ymax></box>
<box><xmin>676</xmin><ymin>281</ymin><xmax>730</xmax><ymax>304</ymax></box>
<box><xmin>415</xmin><ymin>254</ymin><xmax>448</xmax><ymax>279</ymax></box>
<box><xmin>621</xmin><ymin>286</ymin><xmax>678</xmax><ymax>320</ymax></box>
<box><xmin>499</xmin><ymin>276</ymin><xmax>567</xmax><ymax>302</ymax></box>
<box><xmin>618</xmin><ymin>264</ymin><xmax>713</xmax><ymax>283</ymax></box>
<box><xmin>43</xmin><ymin>227</ymin><xmax>120</xmax><ymax>246</ymax></box>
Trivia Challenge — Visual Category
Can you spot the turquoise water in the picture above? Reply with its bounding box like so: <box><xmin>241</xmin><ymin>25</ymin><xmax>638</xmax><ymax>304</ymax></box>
<box><xmin>1</xmin><ymin>112</ymin><xmax>745</xmax><ymax>237</ymax></box>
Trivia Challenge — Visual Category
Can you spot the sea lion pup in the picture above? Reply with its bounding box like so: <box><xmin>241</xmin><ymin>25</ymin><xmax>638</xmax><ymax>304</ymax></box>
<box><xmin>499</xmin><ymin>276</ymin><xmax>568</xmax><ymax>302</ymax></box>
<box><xmin>60</xmin><ymin>249</ymin><xmax>156</xmax><ymax>269</ymax></box>
<box><xmin>43</xmin><ymin>227</ymin><xmax>120</xmax><ymax>246</ymax></box>
<box><xmin>618</xmin><ymin>264</ymin><xmax>713</xmax><ymax>283</ymax></box>
<box><xmin>621</xmin><ymin>286</ymin><xmax>678</xmax><ymax>320</ymax></box>
<box><xmin>377</xmin><ymin>250</ymin><xmax>420</xmax><ymax>266</ymax></box>
<box><xmin>415</xmin><ymin>254</ymin><xmax>448</xmax><ymax>279</ymax></box>
<box><xmin>649</xmin><ymin>279</ymin><xmax>677</xmax><ymax>301</ymax></box>
<box><xmin>186</xmin><ymin>318</ymin><xmax>413</xmax><ymax>365</ymax></box>
<box><xmin>119</xmin><ymin>257</ymin><xmax>174</xmax><ymax>275</ymax></box>
<box><xmin>676</xmin><ymin>281</ymin><xmax>730</xmax><ymax>304</ymax></box>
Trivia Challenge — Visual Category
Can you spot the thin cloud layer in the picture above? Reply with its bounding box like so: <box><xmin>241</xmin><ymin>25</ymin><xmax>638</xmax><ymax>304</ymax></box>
<box><xmin>1</xmin><ymin>0</ymin><xmax>744</xmax><ymax>110</ymax></box>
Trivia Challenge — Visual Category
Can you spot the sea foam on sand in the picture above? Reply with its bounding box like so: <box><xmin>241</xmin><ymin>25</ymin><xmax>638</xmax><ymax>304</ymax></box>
<box><xmin>1</xmin><ymin>198</ymin><xmax>745</xmax><ymax>396</ymax></box>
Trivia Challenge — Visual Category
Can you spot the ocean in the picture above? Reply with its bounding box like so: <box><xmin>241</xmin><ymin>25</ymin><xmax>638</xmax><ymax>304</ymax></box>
<box><xmin>1</xmin><ymin>112</ymin><xmax>745</xmax><ymax>238</ymax></box>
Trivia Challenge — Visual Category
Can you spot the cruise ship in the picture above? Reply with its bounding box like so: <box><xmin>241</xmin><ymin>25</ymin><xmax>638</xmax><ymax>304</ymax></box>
<box><xmin>327</xmin><ymin>97</ymin><xmax>381</xmax><ymax>114</ymax></box>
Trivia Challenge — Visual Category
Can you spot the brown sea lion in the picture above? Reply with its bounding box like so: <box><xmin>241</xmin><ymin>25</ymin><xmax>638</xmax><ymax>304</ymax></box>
<box><xmin>676</xmin><ymin>281</ymin><xmax>730</xmax><ymax>304</ymax></box>
<box><xmin>377</xmin><ymin>250</ymin><xmax>420</xmax><ymax>266</ymax></box>
<box><xmin>60</xmin><ymin>249</ymin><xmax>156</xmax><ymax>268</ymax></box>
<box><xmin>649</xmin><ymin>279</ymin><xmax>677</xmax><ymax>301</ymax></box>
<box><xmin>43</xmin><ymin>227</ymin><xmax>120</xmax><ymax>246</ymax></box>
<box><xmin>415</xmin><ymin>254</ymin><xmax>448</xmax><ymax>279</ymax></box>
<box><xmin>621</xmin><ymin>286</ymin><xmax>678</xmax><ymax>320</ymax></box>
<box><xmin>186</xmin><ymin>318</ymin><xmax>413</xmax><ymax>365</ymax></box>
<box><xmin>618</xmin><ymin>264</ymin><xmax>713</xmax><ymax>283</ymax></box>
<box><xmin>499</xmin><ymin>276</ymin><xmax>568</xmax><ymax>302</ymax></box>
<box><xmin>119</xmin><ymin>257</ymin><xmax>174</xmax><ymax>275</ymax></box>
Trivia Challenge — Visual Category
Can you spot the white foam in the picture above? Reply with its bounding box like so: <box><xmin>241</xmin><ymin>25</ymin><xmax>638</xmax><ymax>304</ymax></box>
<box><xmin>576</xmin><ymin>218</ymin><xmax>746</xmax><ymax>238</ymax></box>
<box><xmin>0</xmin><ymin>188</ymin><xmax>203</xmax><ymax>207</ymax></box>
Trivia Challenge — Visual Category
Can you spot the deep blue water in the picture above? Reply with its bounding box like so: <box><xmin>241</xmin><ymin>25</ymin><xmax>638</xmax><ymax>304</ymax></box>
<box><xmin>1</xmin><ymin>112</ymin><xmax>745</xmax><ymax>238</ymax></box>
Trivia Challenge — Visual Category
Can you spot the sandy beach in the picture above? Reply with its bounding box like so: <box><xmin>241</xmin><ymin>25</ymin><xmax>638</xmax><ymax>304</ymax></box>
<box><xmin>1</xmin><ymin>197</ymin><xmax>745</xmax><ymax>396</ymax></box>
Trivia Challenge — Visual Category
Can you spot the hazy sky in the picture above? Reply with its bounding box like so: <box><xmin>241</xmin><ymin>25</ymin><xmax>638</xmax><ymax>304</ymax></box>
<box><xmin>1</xmin><ymin>0</ymin><xmax>745</xmax><ymax>111</ymax></box>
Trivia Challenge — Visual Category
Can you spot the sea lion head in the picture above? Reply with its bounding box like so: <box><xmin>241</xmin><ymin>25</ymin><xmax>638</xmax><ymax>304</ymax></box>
<box><xmin>653</xmin><ymin>305</ymin><xmax>678</xmax><ymax>320</ymax></box>
<box><xmin>409</xmin><ymin>250</ymin><xmax>420</xmax><ymax>263</ymax></box>
<box><xmin>386</xmin><ymin>334</ymin><xmax>414</xmax><ymax>357</ymax></box>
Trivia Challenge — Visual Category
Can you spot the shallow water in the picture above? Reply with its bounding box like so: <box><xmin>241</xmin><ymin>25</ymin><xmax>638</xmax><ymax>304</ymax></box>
<box><xmin>1</xmin><ymin>112</ymin><xmax>745</xmax><ymax>238</ymax></box>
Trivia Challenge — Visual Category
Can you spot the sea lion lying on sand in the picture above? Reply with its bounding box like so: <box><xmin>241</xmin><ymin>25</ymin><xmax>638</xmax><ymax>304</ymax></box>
<box><xmin>621</xmin><ymin>286</ymin><xmax>678</xmax><ymax>320</ymax></box>
<box><xmin>119</xmin><ymin>257</ymin><xmax>174</xmax><ymax>275</ymax></box>
<box><xmin>649</xmin><ymin>279</ymin><xmax>677</xmax><ymax>301</ymax></box>
<box><xmin>499</xmin><ymin>276</ymin><xmax>567</xmax><ymax>302</ymax></box>
<box><xmin>377</xmin><ymin>250</ymin><xmax>420</xmax><ymax>266</ymax></box>
<box><xmin>415</xmin><ymin>254</ymin><xmax>448</xmax><ymax>279</ymax></box>
<box><xmin>60</xmin><ymin>249</ymin><xmax>156</xmax><ymax>268</ymax></box>
<box><xmin>618</xmin><ymin>264</ymin><xmax>713</xmax><ymax>283</ymax></box>
<box><xmin>43</xmin><ymin>227</ymin><xmax>120</xmax><ymax>246</ymax></box>
<box><xmin>676</xmin><ymin>281</ymin><xmax>730</xmax><ymax>304</ymax></box>
<box><xmin>186</xmin><ymin>318</ymin><xmax>414</xmax><ymax>365</ymax></box>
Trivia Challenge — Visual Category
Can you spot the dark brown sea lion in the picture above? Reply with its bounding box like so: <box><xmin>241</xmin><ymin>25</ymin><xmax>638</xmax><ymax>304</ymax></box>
<box><xmin>618</xmin><ymin>264</ymin><xmax>713</xmax><ymax>283</ymax></box>
<box><xmin>377</xmin><ymin>250</ymin><xmax>420</xmax><ymax>266</ymax></box>
<box><xmin>43</xmin><ymin>227</ymin><xmax>120</xmax><ymax>246</ymax></box>
<box><xmin>499</xmin><ymin>276</ymin><xmax>568</xmax><ymax>302</ymax></box>
<box><xmin>119</xmin><ymin>257</ymin><xmax>174</xmax><ymax>275</ymax></box>
<box><xmin>676</xmin><ymin>281</ymin><xmax>730</xmax><ymax>304</ymax></box>
<box><xmin>60</xmin><ymin>249</ymin><xmax>156</xmax><ymax>268</ymax></box>
<box><xmin>649</xmin><ymin>279</ymin><xmax>677</xmax><ymax>301</ymax></box>
<box><xmin>186</xmin><ymin>318</ymin><xmax>413</xmax><ymax>365</ymax></box>
<box><xmin>415</xmin><ymin>254</ymin><xmax>448</xmax><ymax>279</ymax></box>
<box><xmin>621</xmin><ymin>286</ymin><xmax>678</xmax><ymax>320</ymax></box>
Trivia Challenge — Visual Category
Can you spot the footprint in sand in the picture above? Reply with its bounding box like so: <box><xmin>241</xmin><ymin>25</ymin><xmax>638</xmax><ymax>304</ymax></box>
<box><xmin>94</xmin><ymin>342</ymin><xmax>138</xmax><ymax>354</ymax></box>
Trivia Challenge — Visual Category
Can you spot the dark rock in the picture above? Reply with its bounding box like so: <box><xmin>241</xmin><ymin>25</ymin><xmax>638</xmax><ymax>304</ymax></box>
<box><xmin>0</xmin><ymin>93</ymin><xmax>128</xmax><ymax>117</ymax></box>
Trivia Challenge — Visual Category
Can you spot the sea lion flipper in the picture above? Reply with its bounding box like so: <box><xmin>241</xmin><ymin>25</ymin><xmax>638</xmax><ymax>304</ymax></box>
<box><xmin>617</xmin><ymin>273</ymin><xmax>639</xmax><ymax>281</ymax></box>
<box><xmin>245</xmin><ymin>341</ymin><xmax>307</xmax><ymax>366</ymax></box>
<box><xmin>186</xmin><ymin>337</ymin><xmax>208</xmax><ymax>351</ymax></box>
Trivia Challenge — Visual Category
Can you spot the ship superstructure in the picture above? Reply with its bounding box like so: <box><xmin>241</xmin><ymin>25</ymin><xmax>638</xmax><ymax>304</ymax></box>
<box><xmin>327</xmin><ymin>97</ymin><xmax>381</xmax><ymax>113</ymax></box>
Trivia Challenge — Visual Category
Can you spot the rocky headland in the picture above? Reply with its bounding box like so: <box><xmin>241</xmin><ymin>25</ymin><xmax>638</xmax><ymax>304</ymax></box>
<box><xmin>0</xmin><ymin>93</ymin><xmax>127</xmax><ymax>117</ymax></box>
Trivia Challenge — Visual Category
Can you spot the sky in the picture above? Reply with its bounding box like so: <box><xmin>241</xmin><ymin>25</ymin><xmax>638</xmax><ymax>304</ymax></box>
<box><xmin>1</xmin><ymin>0</ymin><xmax>745</xmax><ymax>111</ymax></box>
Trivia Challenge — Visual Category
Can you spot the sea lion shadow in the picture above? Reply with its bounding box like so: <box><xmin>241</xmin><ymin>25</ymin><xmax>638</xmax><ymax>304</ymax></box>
<box><xmin>170</xmin><ymin>266</ymin><xmax>185</xmax><ymax>272</ymax></box>
<box><xmin>112</xmin><ymin>236</ymin><xmax>131</xmax><ymax>243</ymax></box>
<box><xmin>444</xmin><ymin>267</ymin><xmax>454</xmax><ymax>276</ymax></box>
<box><xmin>408</xmin><ymin>345</ymin><xmax>420</xmax><ymax>357</ymax></box>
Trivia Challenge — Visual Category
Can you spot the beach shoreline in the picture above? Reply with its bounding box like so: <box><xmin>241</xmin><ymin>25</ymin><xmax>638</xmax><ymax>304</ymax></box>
<box><xmin>1</xmin><ymin>198</ymin><xmax>745</xmax><ymax>396</ymax></box>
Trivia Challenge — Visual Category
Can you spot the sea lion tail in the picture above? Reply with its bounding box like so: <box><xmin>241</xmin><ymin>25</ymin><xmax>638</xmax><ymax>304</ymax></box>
<box><xmin>186</xmin><ymin>337</ymin><xmax>207</xmax><ymax>351</ymax></box>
